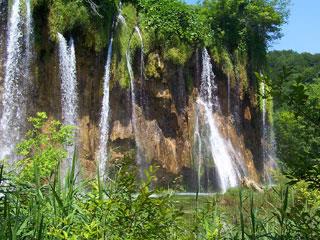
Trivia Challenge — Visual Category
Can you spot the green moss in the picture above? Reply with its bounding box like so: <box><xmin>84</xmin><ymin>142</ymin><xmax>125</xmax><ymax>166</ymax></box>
<box><xmin>210</xmin><ymin>46</ymin><xmax>233</xmax><ymax>77</ymax></box>
<box><xmin>48</xmin><ymin>1</ymin><xmax>90</xmax><ymax>40</ymax></box>
<box><xmin>145</xmin><ymin>52</ymin><xmax>163</xmax><ymax>80</ymax></box>
<box><xmin>164</xmin><ymin>44</ymin><xmax>191</xmax><ymax>66</ymax></box>
<box><xmin>32</xmin><ymin>0</ymin><xmax>114</xmax><ymax>52</ymax></box>
<box><xmin>140</xmin><ymin>27</ymin><xmax>155</xmax><ymax>54</ymax></box>
<box><xmin>257</xmin><ymin>73</ymin><xmax>274</xmax><ymax>123</ymax></box>
<box><xmin>111</xmin><ymin>3</ymin><xmax>138</xmax><ymax>89</ymax></box>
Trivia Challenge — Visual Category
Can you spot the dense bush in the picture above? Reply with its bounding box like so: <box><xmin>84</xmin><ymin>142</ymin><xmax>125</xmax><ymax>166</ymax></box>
<box><xmin>138</xmin><ymin>0</ymin><xmax>211</xmax><ymax>46</ymax></box>
<box><xmin>1</xmin><ymin>113</ymin><xmax>320</xmax><ymax>239</ymax></box>
<box><xmin>0</xmin><ymin>113</ymin><xmax>182</xmax><ymax>239</ymax></box>
<box><xmin>268</xmin><ymin>51</ymin><xmax>320</xmax><ymax>189</ymax></box>
<box><xmin>33</xmin><ymin>0</ymin><xmax>117</xmax><ymax>51</ymax></box>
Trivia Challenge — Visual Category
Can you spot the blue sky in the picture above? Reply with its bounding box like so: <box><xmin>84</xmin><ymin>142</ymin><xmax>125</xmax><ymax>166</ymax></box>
<box><xmin>185</xmin><ymin>0</ymin><xmax>320</xmax><ymax>54</ymax></box>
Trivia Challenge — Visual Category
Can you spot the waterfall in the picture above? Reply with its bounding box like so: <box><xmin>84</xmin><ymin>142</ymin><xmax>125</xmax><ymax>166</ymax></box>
<box><xmin>126</xmin><ymin>26</ymin><xmax>146</xmax><ymax>177</ymax></box>
<box><xmin>194</xmin><ymin>49</ymin><xmax>240</xmax><ymax>192</ymax></box>
<box><xmin>24</xmin><ymin>0</ymin><xmax>32</xmax><ymax>82</ymax></box>
<box><xmin>57</xmin><ymin>33</ymin><xmax>79</xmax><ymax>175</ymax></box>
<box><xmin>98</xmin><ymin>36</ymin><xmax>113</xmax><ymax>180</ymax></box>
<box><xmin>134</xmin><ymin>26</ymin><xmax>148</xmax><ymax>115</ymax></box>
<box><xmin>127</xmin><ymin>41</ymin><xmax>143</xmax><ymax>173</ymax></box>
<box><xmin>0</xmin><ymin>0</ymin><xmax>7</xmax><ymax>48</ymax></box>
<box><xmin>0</xmin><ymin>0</ymin><xmax>33</xmax><ymax>164</ymax></box>
<box><xmin>260</xmin><ymin>79</ymin><xmax>277</xmax><ymax>184</ymax></box>
<box><xmin>193</xmin><ymin>114</ymin><xmax>202</xmax><ymax>192</ymax></box>
<box><xmin>118</xmin><ymin>14</ymin><xmax>126</xmax><ymax>26</ymax></box>
<box><xmin>134</xmin><ymin>26</ymin><xmax>144</xmax><ymax>81</ymax></box>
<box><xmin>227</xmin><ymin>75</ymin><xmax>231</xmax><ymax>117</ymax></box>
<box><xmin>98</xmin><ymin>11</ymin><xmax>126</xmax><ymax>180</ymax></box>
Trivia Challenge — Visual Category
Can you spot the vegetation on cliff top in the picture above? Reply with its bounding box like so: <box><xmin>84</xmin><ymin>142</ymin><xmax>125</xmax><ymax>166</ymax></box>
<box><xmin>32</xmin><ymin>0</ymin><xmax>288</xmax><ymax>70</ymax></box>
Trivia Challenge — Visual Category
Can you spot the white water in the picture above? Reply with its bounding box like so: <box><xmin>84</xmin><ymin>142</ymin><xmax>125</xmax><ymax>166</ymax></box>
<box><xmin>261</xmin><ymin>80</ymin><xmax>266</xmax><ymax>133</ymax></box>
<box><xmin>98</xmin><ymin>36</ymin><xmax>113</xmax><ymax>180</ymax></box>
<box><xmin>260</xmin><ymin>79</ymin><xmax>277</xmax><ymax>184</ymax></box>
<box><xmin>98</xmin><ymin>11</ymin><xmax>127</xmax><ymax>180</ymax></box>
<box><xmin>194</xmin><ymin>49</ymin><xmax>239</xmax><ymax>192</ymax></box>
<box><xmin>118</xmin><ymin>14</ymin><xmax>126</xmax><ymax>26</ymax></box>
<box><xmin>227</xmin><ymin>75</ymin><xmax>231</xmax><ymax>117</ymax></box>
<box><xmin>134</xmin><ymin>26</ymin><xmax>148</xmax><ymax>114</ymax></box>
<box><xmin>193</xmin><ymin>114</ymin><xmax>202</xmax><ymax>192</ymax></box>
<box><xmin>127</xmin><ymin>41</ymin><xmax>143</xmax><ymax>170</ymax></box>
<box><xmin>25</xmin><ymin>0</ymin><xmax>32</xmax><ymax>82</ymax></box>
<box><xmin>126</xmin><ymin>26</ymin><xmax>146</xmax><ymax>177</ymax></box>
<box><xmin>134</xmin><ymin>26</ymin><xmax>144</xmax><ymax>80</ymax></box>
<box><xmin>0</xmin><ymin>0</ymin><xmax>33</xmax><ymax>164</ymax></box>
<box><xmin>57</xmin><ymin>33</ymin><xmax>79</xmax><ymax>175</ymax></box>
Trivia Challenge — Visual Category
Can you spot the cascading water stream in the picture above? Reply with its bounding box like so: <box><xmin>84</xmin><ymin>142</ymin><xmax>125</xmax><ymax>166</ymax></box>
<box><xmin>118</xmin><ymin>14</ymin><xmax>126</xmax><ymax>26</ymax></box>
<box><xmin>260</xmin><ymin>79</ymin><xmax>277</xmax><ymax>184</ymax></box>
<box><xmin>98</xmin><ymin>10</ymin><xmax>126</xmax><ymax>180</ymax></box>
<box><xmin>0</xmin><ymin>0</ymin><xmax>7</xmax><ymax>48</ymax></box>
<box><xmin>194</xmin><ymin>49</ymin><xmax>241</xmax><ymax>192</ymax></box>
<box><xmin>99</xmin><ymin>36</ymin><xmax>113</xmax><ymax>180</ymax></box>
<box><xmin>0</xmin><ymin>0</ymin><xmax>33</xmax><ymax>164</ymax></box>
<box><xmin>126</xmin><ymin>26</ymin><xmax>146</xmax><ymax>177</ymax></box>
<box><xmin>57</xmin><ymin>33</ymin><xmax>79</xmax><ymax>175</ymax></box>
<box><xmin>227</xmin><ymin>75</ymin><xmax>231</xmax><ymax>117</ymax></box>
<box><xmin>226</xmin><ymin>74</ymin><xmax>231</xmax><ymax>138</ymax></box>
<box><xmin>193</xmin><ymin>115</ymin><xmax>202</xmax><ymax>192</ymax></box>
<box><xmin>134</xmin><ymin>26</ymin><xmax>144</xmax><ymax>81</ymax></box>
<box><xmin>134</xmin><ymin>26</ymin><xmax>148</xmax><ymax>115</ymax></box>
<box><xmin>25</xmin><ymin>0</ymin><xmax>32</xmax><ymax>82</ymax></box>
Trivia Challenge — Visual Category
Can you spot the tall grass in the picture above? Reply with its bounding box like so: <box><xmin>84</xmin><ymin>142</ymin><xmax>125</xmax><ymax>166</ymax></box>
<box><xmin>1</xmin><ymin>113</ymin><xmax>320</xmax><ymax>239</ymax></box>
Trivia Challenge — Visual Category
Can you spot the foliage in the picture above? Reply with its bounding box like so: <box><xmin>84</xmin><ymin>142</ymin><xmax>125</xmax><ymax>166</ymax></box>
<box><xmin>268</xmin><ymin>51</ymin><xmax>320</xmax><ymax>189</ymax></box>
<box><xmin>164</xmin><ymin>45</ymin><xmax>192</xmax><ymax>66</ymax></box>
<box><xmin>32</xmin><ymin>0</ymin><xmax>116</xmax><ymax>51</ymax></box>
<box><xmin>0</xmin><ymin>113</ymin><xmax>182</xmax><ymax>239</ymax></box>
<box><xmin>112</xmin><ymin>3</ymin><xmax>138</xmax><ymax>88</ymax></box>
<box><xmin>138</xmin><ymin>0</ymin><xmax>211</xmax><ymax>46</ymax></box>
<box><xmin>1</xmin><ymin>113</ymin><xmax>320</xmax><ymax>238</ymax></box>
<box><xmin>192</xmin><ymin>198</ymin><xmax>224</xmax><ymax>239</ymax></box>
<box><xmin>15</xmin><ymin>112</ymin><xmax>73</xmax><ymax>183</ymax></box>
<box><xmin>145</xmin><ymin>52</ymin><xmax>164</xmax><ymax>80</ymax></box>
<box><xmin>203</xmin><ymin>0</ymin><xmax>289</xmax><ymax>69</ymax></box>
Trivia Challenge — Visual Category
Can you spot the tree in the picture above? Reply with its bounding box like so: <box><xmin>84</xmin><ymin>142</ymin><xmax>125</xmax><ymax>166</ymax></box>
<box><xmin>203</xmin><ymin>0</ymin><xmax>289</xmax><ymax>68</ymax></box>
<box><xmin>268</xmin><ymin>51</ymin><xmax>320</xmax><ymax>189</ymax></box>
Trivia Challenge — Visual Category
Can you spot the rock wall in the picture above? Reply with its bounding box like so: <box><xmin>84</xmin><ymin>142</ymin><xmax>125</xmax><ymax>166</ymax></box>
<box><xmin>0</xmin><ymin>4</ymin><xmax>264</xmax><ymax>189</ymax></box>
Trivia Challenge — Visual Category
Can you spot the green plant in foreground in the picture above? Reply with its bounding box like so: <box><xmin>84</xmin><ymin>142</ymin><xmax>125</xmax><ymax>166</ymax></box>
<box><xmin>1</xmin><ymin>113</ymin><xmax>320</xmax><ymax>239</ymax></box>
<box><xmin>1</xmin><ymin>113</ymin><xmax>183</xmax><ymax>239</ymax></box>
<box><xmin>15</xmin><ymin>112</ymin><xmax>73</xmax><ymax>183</ymax></box>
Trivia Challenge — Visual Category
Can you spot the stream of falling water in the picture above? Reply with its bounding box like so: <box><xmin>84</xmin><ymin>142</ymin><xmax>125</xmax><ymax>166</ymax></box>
<box><xmin>193</xmin><ymin>115</ymin><xmax>202</xmax><ymax>192</ymax></box>
<box><xmin>127</xmin><ymin>26</ymin><xmax>145</xmax><ymax>178</ymax></box>
<box><xmin>25</xmin><ymin>0</ymin><xmax>32</xmax><ymax>80</ymax></box>
<box><xmin>194</xmin><ymin>49</ymin><xmax>242</xmax><ymax>192</ymax></box>
<box><xmin>99</xmin><ymin>35</ymin><xmax>113</xmax><ymax>180</ymax></box>
<box><xmin>98</xmin><ymin>11</ymin><xmax>126</xmax><ymax>180</ymax></box>
<box><xmin>0</xmin><ymin>0</ymin><xmax>32</xmax><ymax>164</ymax></box>
<box><xmin>227</xmin><ymin>75</ymin><xmax>231</xmax><ymax>117</ymax></box>
<box><xmin>57</xmin><ymin>33</ymin><xmax>79</xmax><ymax>176</ymax></box>
<box><xmin>261</xmin><ymin>79</ymin><xmax>277</xmax><ymax>184</ymax></box>
<box><xmin>134</xmin><ymin>26</ymin><xmax>144</xmax><ymax>81</ymax></box>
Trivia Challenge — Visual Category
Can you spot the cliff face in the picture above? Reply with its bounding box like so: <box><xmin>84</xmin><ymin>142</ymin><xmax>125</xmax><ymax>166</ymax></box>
<box><xmin>0</xmin><ymin>4</ymin><xmax>264</xmax><ymax>190</ymax></box>
<box><xmin>32</xmin><ymin>41</ymin><xmax>262</xmax><ymax>188</ymax></box>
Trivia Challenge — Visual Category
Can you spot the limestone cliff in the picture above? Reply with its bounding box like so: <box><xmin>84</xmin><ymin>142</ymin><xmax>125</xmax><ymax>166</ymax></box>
<box><xmin>0</xmin><ymin>3</ymin><xmax>265</xmax><ymax>190</ymax></box>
